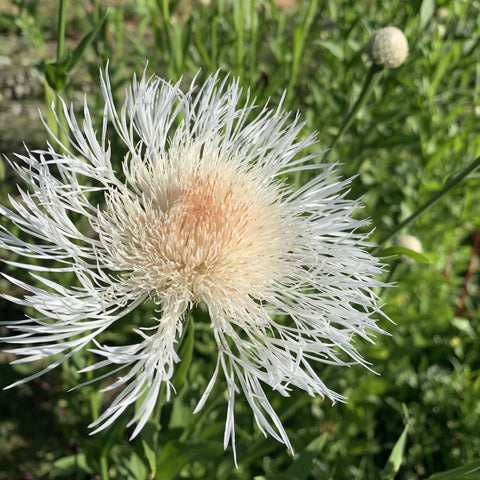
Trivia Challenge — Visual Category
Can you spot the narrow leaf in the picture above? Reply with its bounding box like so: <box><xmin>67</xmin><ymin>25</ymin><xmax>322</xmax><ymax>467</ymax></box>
<box><xmin>317</xmin><ymin>39</ymin><xmax>344</xmax><ymax>60</ymax></box>
<box><xmin>139</xmin><ymin>421</ymin><xmax>160</xmax><ymax>477</ymax></box>
<box><xmin>419</xmin><ymin>0</ymin><xmax>436</xmax><ymax>31</ymax></box>
<box><xmin>142</xmin><ymin>437</ymin><xmax>157</xmax><ymax>477</ymax></box>
<box><xmin>53</xmin><ymin>453</ymin><xmax>90</xmax><ymax>471</ymax></box>
<box><xmin>376</xmin><ymin>247</ymin><xmax>431</xmax><ymax>264</ymax></box>
<box><xmin>254</xmin><ymin>475</ymin><xmax>299</xmax><ymax>480</ymax></box>
<box><xmin>380</xmin><ymin>425</ymin><xmax>408</xmax><ymax>480</ymax></box>
<box><xmin>67</xmin><ymin>9</ymin><xmax>109</xmax><ymax>72</ymax></box>
<box><xmin>171</xmin><ymin>316</ymin><xmax>194</xmax><ymax>390</ymax></box>
<box><xmin>424</xmin><ymin>459</ymin><xmax>480</xmax><ymax>480</ymax></box>
<box><xmin>286</xmin><ymin>450</ymin><xmax>318</xmax><ymax>479</ymax></box>
<box><xmin>155</xmin><ymin>440</ymin><xmax>223</xmax><ymax>479</ymax></box>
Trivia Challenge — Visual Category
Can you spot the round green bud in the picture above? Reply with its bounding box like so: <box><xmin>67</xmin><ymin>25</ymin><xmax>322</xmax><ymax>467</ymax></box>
<box><xmin>367</xmin><ymin>26</ymin><xmax>409</xmax><ymax>68</ymax></box>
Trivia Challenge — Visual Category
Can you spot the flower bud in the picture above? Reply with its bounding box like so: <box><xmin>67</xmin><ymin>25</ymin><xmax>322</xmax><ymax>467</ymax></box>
<box><xmin>396</xmin><ymin>234</ymin><xmax>422</xmax><ymax>263</ymax></box>
<box><xmin>367</xmin><ymin>26</ymin><xmax>409</xmax><ymax>68</ymax></box>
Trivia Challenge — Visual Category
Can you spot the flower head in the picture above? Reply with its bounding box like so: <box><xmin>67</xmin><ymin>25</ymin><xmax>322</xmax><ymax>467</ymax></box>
<box><xmin>367</xmin><ymin>26</ymin><xmax>409</xmax><ymax>68</ymax></box>
<box><xmin>1</xmin><ymin>69</ymin><xmax>386</xmax><ymax>457</ymax></box>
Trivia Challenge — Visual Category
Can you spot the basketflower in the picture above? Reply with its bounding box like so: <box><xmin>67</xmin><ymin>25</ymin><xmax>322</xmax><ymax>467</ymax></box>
<box><xmin>0</xmin><ymin>68</ymin><xmax>386</xmax><ymax>458</ymax></box>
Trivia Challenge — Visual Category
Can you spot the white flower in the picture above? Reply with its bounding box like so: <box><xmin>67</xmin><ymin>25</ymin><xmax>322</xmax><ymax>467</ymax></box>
<box><xmin>1</xmin><ymin>68</ymin><xmax>386</xmax><ymax>458</ymax></box>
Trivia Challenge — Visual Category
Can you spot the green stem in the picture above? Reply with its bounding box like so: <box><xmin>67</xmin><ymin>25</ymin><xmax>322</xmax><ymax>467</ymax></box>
<box><xmin>248</xmin><ymin>0</ymin><xmax>257</xmax><ymax>82</ymax></box>
<box><xmin>211</xmin><ymin>13</ymin><xmax>218</xmax><ymax>68</ymax></box>
<box><xmin>153</xmin><ymin>385</ymin><xmax>164</xmax><ymax>430</ymax></box>
<box><xmin>100</xmin><ymin>453</ymin><xmax>109</xmax><ymax>480</ymax></box>
<box><xmin>234</xmin><ymin>0</ymin><xmax>245</xmax><ymax>77</ymax></box>
<box><xmin>324</xmin><ymin>63</ymin><xmax>382</xmax><ymax>163</ymax></box>
<box><xmin>286</xmin><ymin>0</ymin><xmax>317</xmax><ymax>105</ymax></box>
<box><xmin>159</xmin><ymin>0</ymin><xmax>172</xmax><ymax>76</ymax></box>
<box><xmin>48</xmin><ymin>0</ymin><xmax>69</xmax><ymax>149</ymax></box>
<box><xmin>83</xmin><ymin>358</ymin><xmax>110</xmax><ymax>478</ymax></box>
<box><xmin>161</xmin><ymin>0</ymin><xmax>170</xmax><ymax>23</ymax></box>
<box><xmin>377</xmin><ymin>260</ymin><xmax>399</xmax><ymax>297</ymax></box>
<box><xmin>372</xmin><ymin>155</ymin><xmax>480</xmax><ymax>254</ymax></box>
<box><xmin>88</xmin><ymin>369</ymin><xmax>100</xmax><ymax>422</ymax></box>
<box><xmin>56</xmin><ymin>0</ymin><xmax>68</xmax><ymax>63</ymax></box>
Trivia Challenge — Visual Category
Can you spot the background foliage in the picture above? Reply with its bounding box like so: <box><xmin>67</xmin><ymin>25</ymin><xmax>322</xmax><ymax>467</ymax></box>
<box><xmin>0</xmin><ymin>0</ymin><xmax>479</xmax><ymax>479</ymax></box>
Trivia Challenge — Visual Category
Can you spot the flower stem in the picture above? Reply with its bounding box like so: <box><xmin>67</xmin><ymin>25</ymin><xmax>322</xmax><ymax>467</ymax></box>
<box><xmin>324</xmin><ymin>63</ymin><xmax>383</xmax><ymax>164</ymax></box>
<box><xmin>285</xmin><ymin>0</ymin><xmax>318</xmax><ymax>105</ymax></box>
<box><xmin>100</xmin><ymin>453</ymin><xmax>109</xmax><ymax>480</ymax></box>
<box><xmin>373</xmin><ymin>155</ymin><xmax>480</xmax><ymax>254</ymax></box>
<box><xmin>233</xmin><ymin>0</ymin><xmax>245</xmax><ymax>78</ymax></box>
<box><xmin>45</xmin><ymin>0</ymin><xmax>69</xmax><ymax>150</ymax></box>
<box><xmin>56</xmin><ymin>0</ymin><xmax>67</xmax><ymax>63</ymax></box>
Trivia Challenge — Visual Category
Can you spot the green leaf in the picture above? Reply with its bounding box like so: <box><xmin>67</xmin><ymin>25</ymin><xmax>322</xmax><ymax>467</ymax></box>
<box><xmin>141</xmin><ymin>427</ymin><xmax>158</xmax><ymax>477</ymax></box>
<box><xmin>155</xmin><ymin>440</ymin><xmax>224</xmax><ymax>479</ymax></box>
<box><xmin>317</xmin><ymin>39</ymin><xmax>344</xmax><ymax>60</ymax></box>
<box><xmin>286</xmin><ymin>450</ymin><xmax>318</xmax><ymax>479</ymax></box>
<box><xmin>252</xmin><ymin>432</ymin><xmax>326</xmax><ymax>480</ymax></box>
<box><xmin>0</xmin><ymin>157</ymin><xmax>5</xmax><ymax>182</ymax></box>
<box><xmin>376</xmin><ymin>247</ymin><xmax>431</xmax><ymax>264</ymax></box>
<box><xmin>45</xmin><ymin>62</ymin><xmax>68</xmax><ymax>92</ymax></box>
<box><xmin>424</xmin><ymin>458</ymin><xmax>480</xmax><ymax>480</ymax></box>
<box><xmin>451</xmin><ymin>317</ymin><xmax>477</xmax><ymax>338</ymax></box>
<box><xmin>292</xmin><ymin>25</ymin><xmax>304</xmax><ymax>74</ymax></box>
<box><xmin>171</xmin><ymin>17</ymin><xmax>192</xmax><ymax>76</ymax></box>
<box><xmin>255</xmin><ymin>475</ymin><xmax>300</xmax><ymax>480</ymax></box>
<box><xmin>365</xmin><ymin>134</ymin><xmax>419</xmax><ymax>149</ymax></box>
<box><xmin>14</xmin><ymin>12</ymin><xmax>45</xmax><ymax>57</ymax></box>
<box><xmin>380</xmin><ymin>425</ymin><xmax>408</xmax><ymax>480</ymax></box>
<box><xmin>114</xmin><ymin>451</ymin><xmax>148</xmax><ymax>479</ymax></box>
<box><xmin>418</xmin><ymin>0</ymin><xmax>436</xmax><ymax>31</ymax></box>
<box><xmin>67</xmin><ymin>9</ymin><xmax>109</xmax><ymax>72</ymax></box>
<box><xmin>53</xmin><ymin>453</ymin><xmax>90</xmax><ymax>472</ymax></box>
<box><xmin>171</xmin><ymin>316</ymin><xmax>194</xmax><ymax>391</ymax></box>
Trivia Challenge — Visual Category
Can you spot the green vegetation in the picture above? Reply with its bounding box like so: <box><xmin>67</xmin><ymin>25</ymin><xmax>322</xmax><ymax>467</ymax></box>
<box><xmin>0</xmin><ymin>0</ymin><xmax>479</xmax><ymax>479</ymax></box>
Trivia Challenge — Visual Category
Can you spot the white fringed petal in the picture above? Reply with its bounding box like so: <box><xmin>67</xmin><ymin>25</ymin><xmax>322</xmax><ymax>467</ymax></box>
<box><xmin>0</xmin><ymin>67</ymin><xmax>387</xmax><ymax>457</ymax></box>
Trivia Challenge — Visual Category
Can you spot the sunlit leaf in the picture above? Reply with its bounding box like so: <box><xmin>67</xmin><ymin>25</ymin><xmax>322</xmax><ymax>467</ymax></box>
<box><xmin>424</xmin><ymin>458</ymin><xmax>480</xmax><ymax>480</ymax></box>
<box><xmin>380</xmin><ymin>425</ymin><xmax>408</xmax><ymax>480</ymax></box>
